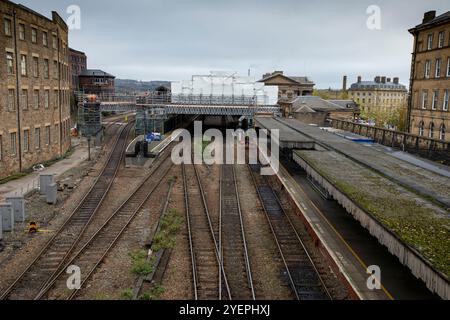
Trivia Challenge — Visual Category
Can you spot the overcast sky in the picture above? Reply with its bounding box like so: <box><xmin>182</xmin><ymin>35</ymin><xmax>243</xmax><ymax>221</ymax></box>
<box><xmin>18</xmin><ymin>0</ymin><xmax>450</xmax><ymax>88</ymax></box>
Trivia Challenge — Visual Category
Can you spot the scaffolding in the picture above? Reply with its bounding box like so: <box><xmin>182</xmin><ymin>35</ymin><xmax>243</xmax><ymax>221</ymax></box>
<box><xmin>76</xmin><ymin>92</ymin><xmax>103</xmax><ymax>137</ymax></box>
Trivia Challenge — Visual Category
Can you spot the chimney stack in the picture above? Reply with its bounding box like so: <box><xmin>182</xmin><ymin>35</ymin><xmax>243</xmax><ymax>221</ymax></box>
<box><xmin>374</xmin><ymin>76</ymin><xmax>381</xmax><ymax>83</ymax></box>
<box><xmin>423</xmin><ymin>11</ymin><xmax>436</xmax><ymax>24</ymax></box>
<box><xmin>387</xmin><ymin>78</ymin><xmax>391</xmax><ymax>83</ymax></box>
<box><xmin>393</xmin><ymin>77</ymin><xmax>399</xmax><ymax>84</ymax></box>
<box><xmin>381</xmin><ymin>76</ymin><xmax>386</xmax><ymax>84</ymax></box>
<box><xmin>357</xmin><ymin>76</ymin><xmax>362</xmax><ymax>83</ymax></box>
<box><xmin>343</xmin><ymin>75</ymin><xmax>347</xmax><ymax>91</ymax></box>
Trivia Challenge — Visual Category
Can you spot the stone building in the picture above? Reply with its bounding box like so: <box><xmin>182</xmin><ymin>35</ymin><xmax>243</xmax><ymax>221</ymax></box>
<box><xmin>0</xmin><ymin>0</ymin><xmax>71</xmax><ymax>180</ymax></box>
<box><xmin>348</xmin><ymin>76</ymin><xmax>408</xmax><ymax>115</ymax></box>
<box><xmin>259</xmin><ymin>71</ymin><xmax>315</xmax><ymax>102</ymax></box>
<box><xmin>79</xmin><ymin>69</ymin><xmax>115</xmax><ymax>97</ymax></box>
<box><xmin>69</xmin><ymin>47</ymin><xmax>87</xmax><ymax>91</ymax></box>
<box><xmin>407</xmin><ymin>10</ymin><xmax>450</xmax><ymax>141</ymax></box>
<box><xmin>285</xmin><ymin>96</ymin><xmax>359</xmax><ymax>126</ymax></box>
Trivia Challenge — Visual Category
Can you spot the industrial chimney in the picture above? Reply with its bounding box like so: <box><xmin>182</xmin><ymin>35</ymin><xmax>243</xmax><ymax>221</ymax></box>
<box><xmin>343</xmin><ymin>75</ymin><xmax>347</xmax><ymax>92</ymax></box>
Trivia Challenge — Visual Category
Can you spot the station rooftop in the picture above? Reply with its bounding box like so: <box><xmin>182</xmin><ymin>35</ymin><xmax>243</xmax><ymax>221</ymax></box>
<box><xmin>257</xmin><ymin>117</ymin><xmax>450</xmax><ymax>209</ymax></box>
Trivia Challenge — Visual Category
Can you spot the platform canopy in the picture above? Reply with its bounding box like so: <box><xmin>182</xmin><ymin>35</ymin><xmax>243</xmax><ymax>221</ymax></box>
<box><xmin>171</xmin><ymin>71</ymin><xmax>279</xmax><ymax>106</ymax></box>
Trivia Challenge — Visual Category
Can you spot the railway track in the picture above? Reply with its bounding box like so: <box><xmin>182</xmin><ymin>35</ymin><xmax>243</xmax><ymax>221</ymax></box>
<box><xmin>247</xmin><ymin>164</ymin><xmax>331</xmax><ymax>300</ymax></box>
<box><xmin>0</xmin><ymin>122</ymin><xmax>133</xmax><ymax>300</ymax></box>
<box><xmin>182</xmin><ymin>161</ymin><xmax>231</xmax><ymax>300</ymax></box>
<box><xmin>219</xmin><ymin>164</ymin><xmax>255</xmax><ymax>300</ymax></box>
<box><xmin>34</xmin><ymin>142</ymin><xmax>176</xmax><ymax>300</ymax></box>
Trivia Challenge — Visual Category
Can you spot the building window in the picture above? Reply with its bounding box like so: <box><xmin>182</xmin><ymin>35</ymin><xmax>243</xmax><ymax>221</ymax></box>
<box><xmin>432</xmin><ymin>90</ymin><xmax>439</xmax><ymax>110</ymax></box>
<box><xmin>35</xmin><ymin>127</ymin><xmax>41</xmax><ymax>149</ymax></box>
<box><xmin>31</xmin><ymin>28</ymin><xmax>37</xmax><ymax>43</ymax></box>
<box><xmin>429</xmin><ymin>122</ymin><xmax>435</xmax><ymax>139</ymax></box>
<box><xmin>438</xmin><ymin>31</ymin><xmax>445</xmax><ymax>48</ymax></box>
<box><xmin>52</xmin><ymin>35</ymin><xmax>57</xmax><ymax>49</ymax></box>
<box><xmin>54</xmin><ymin>124</ymin><xmax>59</xmax><ymax>144</ymax></box>
<box><xmin>33</xmin><ymin>90</ymin><xmax>39</xmax><ymax>109</ymax></box>
<box><xmin>447</xmin><ymin>57</ymin><xmax>450</xmax><ymax>77</ymax></box>
<box><xmin>42</xmin><ymin>32</ymin><xmax>48</xmax><ymax>46</ymax></box>
<box><xmin>435</xmin><ymin>59</ymin><xmax>441</xmax><ymax>78</ymax></box>
<box><xmin>21</xmin><ymin>89</ymin><xmax>28</xmax><ymax>110</ymax></box>
<box><xmin>20</xmin><ymin>55</ymin><xmax>27</xmax><ymax>76</ymax></box>
<box><xmin>4</xmin><ymin>18</ymin><xmax>12</xmax><ymax>36</ymax></box>
<box><xmin>19</xmin><ymin>23</ymin><xmax>25</xmax><ymax>40</ymax></box>
<box><xmin>6</xmin><ymin>53</ymin><xmax>14</xmax><ymax>75</ymax></box>
<box><xmin>8</xmin><ymin>89</ymin><xmax>15</xmax><ymax>111</ymax></box>
<box><xmin>444</xmin><ymin>89</ymin><xmax>449</xmax><ymax>111</ymax></box>
<box><xmin>54</xmin><ymin>90</ymin><xmax>59</xmax><ymax>107</ymax></box>
<box><xmin>421</xmin><ymin>90</ymin><xmax>428</xmax><ymax>109</ymax></box>
<box><xmin>53</xmin><ymin>60</ymin><xmax>58</xmax><ymax>79</ymax></box>
<box><xmin>43</xmin><ymin>59</ymin><xmax>49</xmax><ymax>78</ymax></box>
<box><xmin>45</xmin><ymin>126</ymin><xmax>51</xmax><ymax>145</ymax></box>
<box><xmin>10</xmin><ymin>132</ymin><xmax>17</xmax><ymax>155</ymax></box>
<box><xmin>23</xmin><ymin>129</ymin><xmax>29</xmax><ymax>152</ymax></box>
<box><xmin>427</xmin><ymin>34</ymin><xmax>433</xmax><ymax>50</ymax></box>
<box><xmin>439</xmin><ymin>124</ymin><xmax>446</xmax><ymax>141</ymax></box>
<box><xmin>425</xmin><ymin>60</ymin><xmax>431</xmax><ymax>78</ymax></box>
<box><xmin>44</xmin><ymin>90</ymin><xmax>50</xmax><ymax>109</ymax></box>
<box><xmin>418</xmin><ymin>121</ymin><xmax>424</xmax><ymax>137</ymax></box>
<box><xmin>32</xmin><ymin>57</ymin><xmax>39</xmax><ymax>77</ymax></box>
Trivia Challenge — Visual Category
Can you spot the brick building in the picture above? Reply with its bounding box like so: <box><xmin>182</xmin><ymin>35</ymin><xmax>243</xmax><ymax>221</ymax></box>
<box><xmin>69</xmin><ymin>47</ymin><xmax>87</xmax><ymax>91</ymax></box>
<box><xmin>79</xmin><ymin>69</ymin><xmax>115</xmax><ymax>97</ymax></box>
<box><xmin>407</xmin><ymin>10</ymin><xmax>450</xmax><ymax>141</ymax></box>
<box><xmin>0</xmin><ymin>0</ymin><xmax>71</xmax><ymax>180</ymax></box>
<box><xmin>348</xmin><ymin>76</ymin><xmax>408</xmax><ymax>116</ymax></box>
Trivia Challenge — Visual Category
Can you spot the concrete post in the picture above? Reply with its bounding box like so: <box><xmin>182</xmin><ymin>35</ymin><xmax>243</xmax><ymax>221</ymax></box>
<box><xmin>6</xmin><ymin>196</ymin><xmax>25</xmax><ymax>222</ymax></box>
<box><xmin>0</xmin><ymin>203</ymin><xmax>14</xmax><ymax>232</ymax></box>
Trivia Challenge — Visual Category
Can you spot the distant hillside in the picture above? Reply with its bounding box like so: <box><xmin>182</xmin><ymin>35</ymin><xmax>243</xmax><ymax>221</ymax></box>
<box><xmin>115</xmin><ymin>79</ymin><xmax>171</xmax><ymax>94</ymax></box>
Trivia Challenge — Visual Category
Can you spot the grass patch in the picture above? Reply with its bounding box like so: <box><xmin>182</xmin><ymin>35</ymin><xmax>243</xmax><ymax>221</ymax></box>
<box><xmin>120</xmin><ymin>288</ymin><xmax>133</xmax><ymax>300</ymax></box>
<box><xmin>130</xmin><ymin>249</ymin><xmax>155</xmax><ymax>276</ymax></box>
<box><xmin>151</xmin><ymin>209</ymin><xmax>183</xmax><ymax>252</ymax></box>
<box><xmin>139</xmin><ymin>285</ymin><xmax>165</xmax><ymax>300</ymax></box>
<box><xmin>0</xmin><ymin>172</ymin><xmax>28</xmax><ymax>185</ymax></box>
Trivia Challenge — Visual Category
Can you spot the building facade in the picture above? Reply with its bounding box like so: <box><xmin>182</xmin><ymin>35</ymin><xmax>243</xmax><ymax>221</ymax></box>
<box><xmin>348</xmin><ymin>76</ymin><xmax>408</xmax><ymax>116</ymax></box>
<box><xmin>259</xmin><ymin>71</ymin><xmax>315</xmax><ymax>102</ymax></box>
<box><xmin>0</xmin><ymin>0</ymin><xmax>71</xmax><ymax>180</ymax></box>
<box><xmin>69</xmin><ymin>47</ymin><xmax>87</xmax><ymax>91</ymax></box>
<box><xmin>407</xmin><ymin>10</ymin><xmax>450</xmax><ymax>141</ymax></box>
<box><xmin>79</xmin><ymin>69</ymin><xmax>115</xmax><ymax>97</ymax></box>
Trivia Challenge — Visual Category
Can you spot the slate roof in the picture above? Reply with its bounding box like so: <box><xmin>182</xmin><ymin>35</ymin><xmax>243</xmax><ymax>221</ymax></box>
<box><xmin>409</xmin><ymin>11</ymin><xmax>450</xmax><ymax>32</ymax></box>
<box><xmin>349</xmin><ymin>81</ymin><xmax>407</xmax><ymax>91</ymax></box>
<box><xmin>79</xmin><ymin>69</ymin><xmax>115</xmax><ymax>78</ymax></box>
<box><xmin>291</xmin><ymin>96</ymin><xmax>359</xmax><ymax>113</ymax></box>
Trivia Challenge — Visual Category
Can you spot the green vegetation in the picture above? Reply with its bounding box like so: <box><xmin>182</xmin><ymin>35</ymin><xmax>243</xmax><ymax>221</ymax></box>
<box><xmin>130</xmin><ymin>250</ymin><xmax>155</xmax><ymax>276</ymax></box>
<box><xmin>139</xmin><ymin>285</ymin><xmax>165</xmax><ymax>300</ymax></box>
<box><xmin>0</xmin><ymin>172</ymin><xmax>28</xmax><ymax>185</ymax></box>
<box><xmin>152</xmin><ymin>209</ymin><xmax>182</xmax><ymax>252</ymax></box>
<box><xmin>120</xmin><ymin>288</ymin><xmax>134</xmax><ymax>300</ymax></box>
<box><xmin>297</xmin><ymin>150</ymin><xmax>450</xmax><ymax>278</ymax></box>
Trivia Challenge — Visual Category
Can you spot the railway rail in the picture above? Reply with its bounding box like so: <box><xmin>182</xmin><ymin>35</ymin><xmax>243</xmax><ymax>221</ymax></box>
<box><xmin>219</xmin><ymin>164</ymin><xmax>255</xmax><ymax>300</ymax></box>
<box><xmin>34</xmin><ymin>142</ymin><xmax>176</xmax><ymax>300</ymax></box>
<box><xmin>0</xmin><ymin>122</ymin><xmax>133</xmax><ymax>300</ymax></box>
<box><xmin>182</xmin><ymin>161</ymin><xmax>231</xmax><ymax>300</ymax></box>
<box><xmin>247</xmin><ymin>163</ymin><xmax>331</xmax><ymax>300</ymax></box>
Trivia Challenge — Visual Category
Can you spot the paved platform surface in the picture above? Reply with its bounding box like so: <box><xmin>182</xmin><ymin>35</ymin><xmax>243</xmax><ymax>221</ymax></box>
<box><xmin>281</xmin><ymin>155</ymin><xmax>438</xmax><ymax>300</ymax></box>
<box><xmin>0</xmin><ymin>137</ymin><xmax>100</xmax><ymax>201</ymax></box>
<box><xmin>262</xmin><ymin>117</ymin><xmax>450</xmax><ymax>209</ymax></box>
